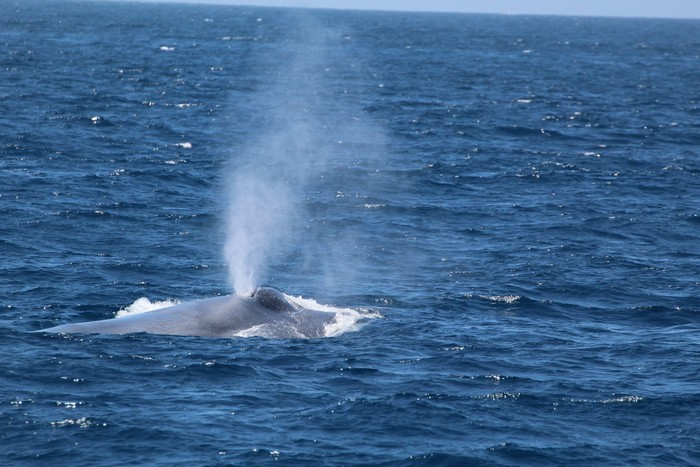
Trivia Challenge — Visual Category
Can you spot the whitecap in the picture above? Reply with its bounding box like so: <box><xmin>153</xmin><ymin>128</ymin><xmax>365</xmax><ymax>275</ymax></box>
<box><xmin>478</xmin><ymin>392</ymin><xmax>520</xmax><ymax>401</ymax></box>
<box><xmin>50</xmin><ymin>417</ymin><xmax>104</xmax><ymax>428</ymax></box>
<box><xmin>56</xmin><ymin>401</ymin><xmax>80</xmax><ymax>409</ymax></box>
<box><xmin>222</xmin><ymin>36</ymin><xmax>256</xmax><ymax>41</ymax></box>
<box><xmin>569</xmin><ymin>395</ymin><xmax>644</xmax><ymax>404</ymax></box>
<box><xmin>601</xmin><ymin>395</ymin><xmax>643</xmax><ymax>404</ymax></box>
<box><xmin>479</xmin><ymin>294</ymin><xmax>521</xmax><ymax>304</ymax></box>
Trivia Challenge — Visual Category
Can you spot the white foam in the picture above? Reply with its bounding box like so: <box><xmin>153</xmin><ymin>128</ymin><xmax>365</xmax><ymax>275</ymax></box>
<box><xmin>323</xmin><ymin>311</ymin><xmax>365</xmax><ymax>337</ymax></box>
<box><xmin>286</xmin><ymin>293</ymin><xmax>381</xmax><ymax>338</ymax></box>
<box><xmin>234</xmin><ymin>323</ymin><xmax>304</xmax><ymax>339</ymax></box>
<box><xmin>116</xmin><ymin>297</ymin><xmax>179</xmax><ymax>318</ymax></box>
<box><xmin>222</xmin><ymin>36</ymin><xmax>257</xmax><ymax>41</ymax></box>
<box><xmin>570</xmin><ymin>395</ymin><xmax>644</xmax><ymax>404</ymax></box>
<box><xmin>601</xmin><ymin>395</ymin><xmax>643</xmax><ymax>404</ymax></box>
<box><xmin>231</xmin><ymin>295</ymin><xmax>381</xmax><ymax>338</ymax></box>
<box><xmin>480</xmin><ymin>294</ymin><xmax>521</xmax><ymax>304</ymax></box>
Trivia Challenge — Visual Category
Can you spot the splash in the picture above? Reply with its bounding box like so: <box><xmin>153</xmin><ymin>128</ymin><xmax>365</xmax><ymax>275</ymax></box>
<box><xmin>288</xmin><ymin>294</ymin><xmax>381</xmax><ymax>337</ymax></box>
<box><xmin>232</xmin><ymin>293</ymin><xmax>380</xmax><ymax>338</ymax></box>
<box><xmin>115</xmin><ymin>297</ymin><xmax>180</xmax><ymax>318</ymax></box>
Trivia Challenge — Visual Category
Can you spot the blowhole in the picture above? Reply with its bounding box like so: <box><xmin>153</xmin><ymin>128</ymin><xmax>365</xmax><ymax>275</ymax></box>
<box><xmin>252</xmin><ymin>287</ymin><xmax>296</xmax><ymax>312</ymax></box>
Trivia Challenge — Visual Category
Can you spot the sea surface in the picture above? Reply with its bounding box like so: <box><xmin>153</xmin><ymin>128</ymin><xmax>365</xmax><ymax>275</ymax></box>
<box><xmin>2</xmin><ymin>0</ymin><xmax>699</xmax><ymax>465</ymax></box>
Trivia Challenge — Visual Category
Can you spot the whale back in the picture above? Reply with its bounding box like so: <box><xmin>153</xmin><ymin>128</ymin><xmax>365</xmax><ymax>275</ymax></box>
<box><xmin>252</xmin><ymin>287</ymin><xmax>297</xmax><ymax>312</ymax></box>
<box><xmin>36</xmin><ymin>287</ymin><xmax>335</xmax><ymax>338</ymax></box>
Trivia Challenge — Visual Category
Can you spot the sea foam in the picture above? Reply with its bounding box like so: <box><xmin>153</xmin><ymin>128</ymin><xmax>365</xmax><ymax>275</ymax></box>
<box><xmin>116</xmin><ymin>297</ymin><xmax>180</xmax><ymax>318</ymax></box>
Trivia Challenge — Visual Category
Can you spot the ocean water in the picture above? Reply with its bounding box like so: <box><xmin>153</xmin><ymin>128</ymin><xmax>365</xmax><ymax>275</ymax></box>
<box><xmin>2</xmin><ymin>0</ymin><xmax>700</xmax><ymax>464</ymax></box>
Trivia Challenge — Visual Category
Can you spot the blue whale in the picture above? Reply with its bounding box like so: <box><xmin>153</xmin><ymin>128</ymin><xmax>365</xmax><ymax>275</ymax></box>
<box><xmin>38</xmin><ymin>287</ymin><xmax>340</xmax><ymax>338</ymax></box>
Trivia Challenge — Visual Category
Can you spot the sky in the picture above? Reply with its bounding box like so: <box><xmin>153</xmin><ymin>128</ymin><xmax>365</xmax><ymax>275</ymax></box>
<box><xmin>133</xmin><ymin>0</ymin><xmax>700</xmax><ymax>19</ymax></box>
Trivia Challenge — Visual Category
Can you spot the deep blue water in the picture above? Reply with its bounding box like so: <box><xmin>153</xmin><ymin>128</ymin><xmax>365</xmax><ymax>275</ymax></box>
<box><xmin>2</xmin><ymin>0</ymin><xmax>700</xmax><ymax>464</ymax></box>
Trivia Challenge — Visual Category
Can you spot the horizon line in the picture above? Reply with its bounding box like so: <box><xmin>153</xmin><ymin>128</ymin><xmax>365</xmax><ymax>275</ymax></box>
<box><xmin>93</xmin><ymin>0</ymin><xmax>700</xmax><ymax>21</ymax></box>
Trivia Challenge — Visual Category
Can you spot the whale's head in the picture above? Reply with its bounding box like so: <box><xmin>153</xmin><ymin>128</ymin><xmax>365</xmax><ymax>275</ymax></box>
<box><xmin>252</xmin><ymin>287</ymin><xmax>298</xmax><ymax>312</ymax></box>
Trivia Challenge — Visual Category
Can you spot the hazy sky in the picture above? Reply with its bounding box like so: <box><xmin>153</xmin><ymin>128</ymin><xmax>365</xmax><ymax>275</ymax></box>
<box><xmin>137</xmin><ymin>0</ymin><xmax>700</xmax><ymax>19</ymax></box>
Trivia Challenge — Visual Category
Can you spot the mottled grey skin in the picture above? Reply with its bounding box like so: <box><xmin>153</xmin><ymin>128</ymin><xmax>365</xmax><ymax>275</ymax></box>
<box><xmin>38</xmin><ymin>287</ymin><xmax>337</xmax><ymax>338</ymax></box>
